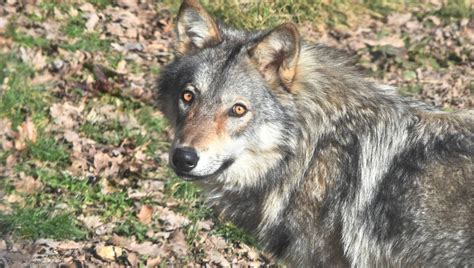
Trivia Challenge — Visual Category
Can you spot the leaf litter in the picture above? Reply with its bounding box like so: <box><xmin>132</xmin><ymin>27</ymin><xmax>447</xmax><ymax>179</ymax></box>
<box><xmin>0</xmin><ymin>0</ymin><xmax>472</xmax><ymax>266</ymax></box>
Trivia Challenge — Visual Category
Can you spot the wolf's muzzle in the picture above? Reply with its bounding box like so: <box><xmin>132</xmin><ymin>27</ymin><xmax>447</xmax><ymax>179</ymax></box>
<box><xmin>171</xmin><ymin>147</ymin><xmax>199</xmax><ymax>173</ymax></box>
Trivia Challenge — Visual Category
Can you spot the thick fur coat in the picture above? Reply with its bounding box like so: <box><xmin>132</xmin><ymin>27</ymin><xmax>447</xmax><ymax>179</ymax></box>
<box><xmin>157</xmin><ymin>0</ymin><xmax>474</xmax><ymax>266</ymax></box>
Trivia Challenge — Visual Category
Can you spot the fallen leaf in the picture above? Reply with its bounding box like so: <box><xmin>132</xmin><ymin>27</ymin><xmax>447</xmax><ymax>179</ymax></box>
<box><xmin>147</xmin><ymin>256</ymin><xmax>162</xmax><ymax>267</ymax></box>
<box><xmin>14</xmin><ymin>175</ymin><xmax>43</xmax><ymax>194</ymax></box>
<box><xmin>127</xmin><ymin>252</ymin><xmax>139</xmax><ymax>267</ymax></box>
<box><xmin>387</xmin><ymin>13</ymin><xmax>411</xmax><ymax>27</ymax></box>
<box><xmin>116</xmin><ymin>0</ymin><xmax>138</xmax><ymax>9</ymax></box>
<box><xmin>57</xmin><ymin>241</ymin><xmax>83</xmax><ymax>250</ymax></box>
<box><xmin>169</xmin><ymin>229</ymin><xmax>188</xmax><ymax>257</ymax></box>
<box><xmin>112</xmin><ymin>235</ymin><xmax>165</xmax><ymax>257</ymax></box>
<box><xmin>137</xmin><ymin>205</ymin><xmax>154</xmax><ymax>225</ymax></box>
<box><xmin>106</xmin><ymin>23</ymin><xmax>124</xmax><ymax>37</ymax></box>
<box><xmin>0</xmin><ymin>17</ymin><xmax>8</xmax><ymax>34</ymax></box>
<box><xmin>208</xmin><ymin>250</ymin><xmax>230</xmax><ymax>267</ymax></box>
<box><xmin>0</xmin><ymin>240</ymin><xmax>6</xmax><ymax>251</ymax></box>
<box><xmin>96</xmin><ymin>245</ymin><xmax>123</xmax><ymax>261</ymax></box>
<box><xmin>197</xmin><ymin>220</ymin><xmax>214</xmax><ymax>231</ymax></box>
<box><xmin>79</xmin><ymin>215</ymin><xmax>103</xmax><ymax>230</ymax></box>
<box><xmin>15</xmin><ymin>118</ymin><xmax>37</xmax><ymax>151</ymax></box>
<box><xmin>156</xmin><ymin>206</ymin><xmax>190</xmax><ymax>231</ymax></box>
<box><xmin>364</xmin><ymin>35</ymin><xmax>405</xmax><ymax>48</ymax></box>
<box><xmin>79</xmin><ymin>3</ymin><xmax>96</xmax><ymax>13</ymax></box>
<box><xmin>86</xmin><ymin>13</ymin><xmax>100</xmax><ymax>32</ymax></box>
<box><xmin>50</xmin><ymin>102</ymin><xmax>84</xmax><ymax>129</ymax></box>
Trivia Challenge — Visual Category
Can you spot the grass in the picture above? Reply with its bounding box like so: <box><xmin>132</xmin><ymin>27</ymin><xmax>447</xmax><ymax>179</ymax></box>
<box><xmin>5</xmin><ymin>23</ymin><xmax>50</xmax><ymax>49</ymax></box>
<box><xmin>62</xmin><ymin>15</ymin><xmax>86</xmax><ymax>38</ymax></box>
<box><xmin>434</xmin><ymin>0</ymin><xmax>473</xmax><ymax>20</ymax></box>
<box><xmin>27</xmin><ymin>137</ymin><xmax>70</xmax><ymax>164</ymax></box>
<box><xmin>34</xmin><ymin>169</ymin><xmax>135</xmax><ymax>219</ymax></box>
<box><xmin>0</xmin><ymin>207</ymin><xmax>86</xmax><ymax>240</ymax></box>
<box><xmin>163</xmin><ymin>0</ymin><xmax>472</xmax><ymax>31</ymax></box>
<box><xmin>60</xmin><ymin>33</ymin><xmax>112</xmax><ymax>52</ymax></box>
<box><xmin>0</xmin><ymin>53</ymin><xmax>47</xmax><ymax>128</ymax></box>
<box><xmin>113</xmin><ymin>217</ymin><xmax>149</xmax><ymax>242</ymax></box>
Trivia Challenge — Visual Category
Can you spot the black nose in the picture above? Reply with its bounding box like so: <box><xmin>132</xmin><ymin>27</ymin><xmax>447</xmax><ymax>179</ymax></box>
<box><xmin>172</xmin><ymin>147</ymin><xmax>199</xmax><ymax>172</ymax></box>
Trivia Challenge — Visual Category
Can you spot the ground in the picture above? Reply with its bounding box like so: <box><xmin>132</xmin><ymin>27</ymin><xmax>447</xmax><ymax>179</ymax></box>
<box><xmin>0</xmin><ymin>0</ymin><xmax>472</xmax><ymax>266</ymax></box>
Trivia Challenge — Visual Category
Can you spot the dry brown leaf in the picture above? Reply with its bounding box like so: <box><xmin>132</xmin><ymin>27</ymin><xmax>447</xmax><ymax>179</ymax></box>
<box><xmin>15</xmin><ymin>118</ymin><xmax>37</xmax><ymax>151</ymax></box>
<box><xmin>96</xmin><ymin>245</ymin><xmax>123</xmax><ymax>261</ymax></box>
<box><xmin>156</xmin><ymin>206</ymin><xmax>190</xmax><ymax>231</ymax></box>
<box><xmin>208</xmin><ymin>250</ymin><xmax>230</xmax><ymax>267</ymax></box>
<box><xmin>6</xmin><ymin>194</ymin><xmax>25</xmax><ymax>206</ymax></box>
<box><xmin>50</xmin><ymin>102</ymin><xmax>84</xmax><ymax>129</ymax></box>
<box><xmin>14</xmin><ymin>175</ymin><xmax>43</xmax><ymax>194</ymax></box>
<box><xmin>387</xmin><ymin>13</ymin><xmax>411</xmax><ymax>27</ymax></box>
<box><xmin>57</xmin><ymin>241</ymin><xmax>83</xmax><ymax>250</ymax></box>
<box><xmin>0</xmin><ymin>240</ymin><xmax>6</xmax><ymax>251</ymax></box>
<box><xmin>147</xmin><ymin>256</ymin><xmax>162</xmax><ymax>267</ymax></box>
<box><xmin>68</xmin><ymin>156</ymin><xmax>89</xmax><ymax>176</ymax></box>
<box><xmin>116</xmin><ymin>0</ymin><xmax>138</xmax><ymax>9</ymax></box>
<box><xmin>79</xmin><ymin>215</ymin><xmax>103</xmax><ymax>230</ymax></box>
<box><xmin>94</xmin><ymin>151</ymin><xmax>111</xmax><ymax>172</ymax></box>
<box><xmin>197</xmin><ymin>220</ymin><xmax>214</xmax><ymax>231</ymax></box>
<box><xmin>0</xmin><ymin>17</ymin><xmax>8</xmax><ymax>34</ymax></box>
<box><xmin>169</xmin><ymin>229</ymin><xmax>188</xmax><ymax>257</ymax></box>
<box><xmin>137</xmin><ymin>205</ymin><xmax>154</xmax><ymax>225</ymax></box>
<box><xmin>363</xmin><ymin>35</ymin><xmax>405</xmax><ymax>48</ymax></box>
<box><xmin>208</xmin><ymin>236</ymin><xmax>228</xmax><ymax>250</ymax></box>
<box><xmin>86</xmin><ymin>13</ymin><xmax>100</xmax><ymax>32</ymax></box>
<box><xmin>127</xmin><ymin>252</ymin><xmax>139</xmax><ymax>267</ymax></box>
<box><xmin>79</xmin><ymin>3</ymin><xmax>96</xmax><ymax>13</ymax></box>
<box><xmin>112</xmin><ymin>235</ymin><xmax>166</xmax><ymax>257</ymax></box>
<box><xmin>106</xmin><ymin>23</ymin><xmax>124</xmax><ymax>37</ymax></box>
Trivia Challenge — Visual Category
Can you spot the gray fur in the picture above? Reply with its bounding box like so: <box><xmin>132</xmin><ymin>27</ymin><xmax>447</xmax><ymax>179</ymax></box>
<box><xmin>157</xmin><ymin>1</ymin><xmax>474</xmax><ymax>266</ymax></box>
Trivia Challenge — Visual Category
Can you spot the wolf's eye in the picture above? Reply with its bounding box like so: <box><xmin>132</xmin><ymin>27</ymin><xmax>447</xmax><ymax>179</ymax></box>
<box><xmin>231</xmin><ymin>104</ymin><xmax>248</xmax><ymax>117</ymax></box>
<box><xmin>181</xmin><ymin>90</ymin><xmax>194</xmax><ymax>103</ymax></box>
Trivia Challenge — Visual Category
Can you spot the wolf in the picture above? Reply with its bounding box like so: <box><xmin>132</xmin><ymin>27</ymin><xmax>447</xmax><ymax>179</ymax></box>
<box><xmin>156</xmin><ymin>0</ymin><xmax>474</xmax><ymax>266</ymax></box>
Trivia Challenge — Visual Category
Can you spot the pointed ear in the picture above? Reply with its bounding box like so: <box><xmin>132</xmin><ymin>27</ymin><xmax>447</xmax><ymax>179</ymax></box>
<box><xmin>176</xmin><ymin>0</ymin><xmax>222</xmax><ymax>54</ymax></box>
<box><xmin>248</xmin><ymin>22</ymin><xmax>300</xmax><ymax>91</ymax></box>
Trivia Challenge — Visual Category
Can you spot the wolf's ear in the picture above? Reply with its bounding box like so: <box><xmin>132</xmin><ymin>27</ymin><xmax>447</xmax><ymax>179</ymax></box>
<box><xmin>248</xmin><ymin>23</ymin><xmax>300</xmax><ymax>91</ymax></box>
<box><xmin>176</xmin><ymin>0</ymin><xmax>221</xmax><ymax>54</ymax></box>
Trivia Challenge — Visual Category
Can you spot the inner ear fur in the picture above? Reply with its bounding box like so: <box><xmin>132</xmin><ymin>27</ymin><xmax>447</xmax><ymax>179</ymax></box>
<box><xmin>176</xmin><ymin>0</ymin><xmax>222</xmax><ymax>54</ymax></box>
<box><xmin>248</xmin><ymin>22</ymin><xmax>301</xmax><ymax>91</ymax></box>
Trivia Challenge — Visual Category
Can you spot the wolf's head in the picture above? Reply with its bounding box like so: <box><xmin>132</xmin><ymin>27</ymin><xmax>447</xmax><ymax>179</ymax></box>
<box><xmin>157</xmin><ymin>0</ymin><xmax>300</xmax><ymax>189</ymax></box>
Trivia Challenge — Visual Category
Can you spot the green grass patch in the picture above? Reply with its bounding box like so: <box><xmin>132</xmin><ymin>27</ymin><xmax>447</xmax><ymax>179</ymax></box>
<box><xmin>35</xmin><ymin>169</ymin><xmax>134</xmax><ymax>219</ymax></box>
<box><xmin>86</xmin><ymin>0</ymin><xmax>114</xmax><ymax>9</ymax></box>
<box><xmin>38</xmin><ymin>1</ymin><xmax>69</xmax><ymax>16</ymax></box>
<box><xmin>113</xmin><ymin>217</ymin><xmax>149</xmax><ymax>242</ymax></box>
<box><xmin>0</xmin><ymin>54</ymin><xmax>48</xmax><ymax>128</ymax></box>
<box><xmin>435</xmin><ymin>0</ymin><xmax>473</xmax><ymax>19</ymax></box>
<box><xmin>212</xmin><ymin>222</ymin><xmax>257</xmax><ymax>246</ymax></box>
<box><xmin>5</xmin><ymin>23</ymin><xmax>50</xmax><ymax>49</ymax></box>
<box><xmin>137</xmin><ymin>106</ymin><xmax>167</xmax><ymax>133</ymax></box>
<box><xmin>0</xmin><ymin>207</ymin><xmax>87</xmax><ymax>240</ymax></box>
<box><xmin>81</xmin><ymin>119</ymin><xmax>146</xmax><ymax>146</ymax></box>
<box><xmin>60</xmin><ymin>33</ymin><xmax>112</xmax><ymax>52</ymax></box>
<box><xmin>399</xmin><ymin>84</ymin><xmax>423</xmax><ymax>97</ymax></box>
<box><xmin>165</xmin><ymin>173</ymin><xmax>257</xmax><ymax>247</ymax></box>
<box><xmin>62</xmin><ymin>15</ymin><xmax>86</xmax><ymax>38</ymax></box>
<box><xmin>27</xmin><ymin>137</ymin><xmax>70</xmax><ymax>164</ymax></box>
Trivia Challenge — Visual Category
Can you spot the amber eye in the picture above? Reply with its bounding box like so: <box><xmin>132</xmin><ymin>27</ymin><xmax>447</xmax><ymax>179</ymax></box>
<box><xmin>181</xmin><ymin>90</ymin><xmax>194</xmax><ymax>103</ymax></box>
<box><xmin>231</xmin><ymin>104</ymin><xmax>248</xmax><ymax>117</ymax></box>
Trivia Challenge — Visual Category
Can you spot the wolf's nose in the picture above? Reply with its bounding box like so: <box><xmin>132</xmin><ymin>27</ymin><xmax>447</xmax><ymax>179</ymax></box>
<box><xmin>172</xmin><ymin>147</ymin><xmax>199</xmax><ymax>172</ymax></box>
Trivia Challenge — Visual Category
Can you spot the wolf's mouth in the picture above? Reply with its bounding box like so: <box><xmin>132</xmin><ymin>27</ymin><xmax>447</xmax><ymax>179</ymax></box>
<box><xmin>174</xmin><ymin>159</ymin><xmax>234</xmax><ymax>181</ymax></box>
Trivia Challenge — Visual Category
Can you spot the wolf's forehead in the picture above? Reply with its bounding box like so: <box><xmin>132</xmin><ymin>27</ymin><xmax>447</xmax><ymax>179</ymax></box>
<box><xmin>192</xmin><ymin>50</ymin><xmax>243</xmax><ymax>94</ymax></box>
<box><xmin>193</xmin><ymin>62</ymin><xmax>217</xmax><ymax>92</ymax></box>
